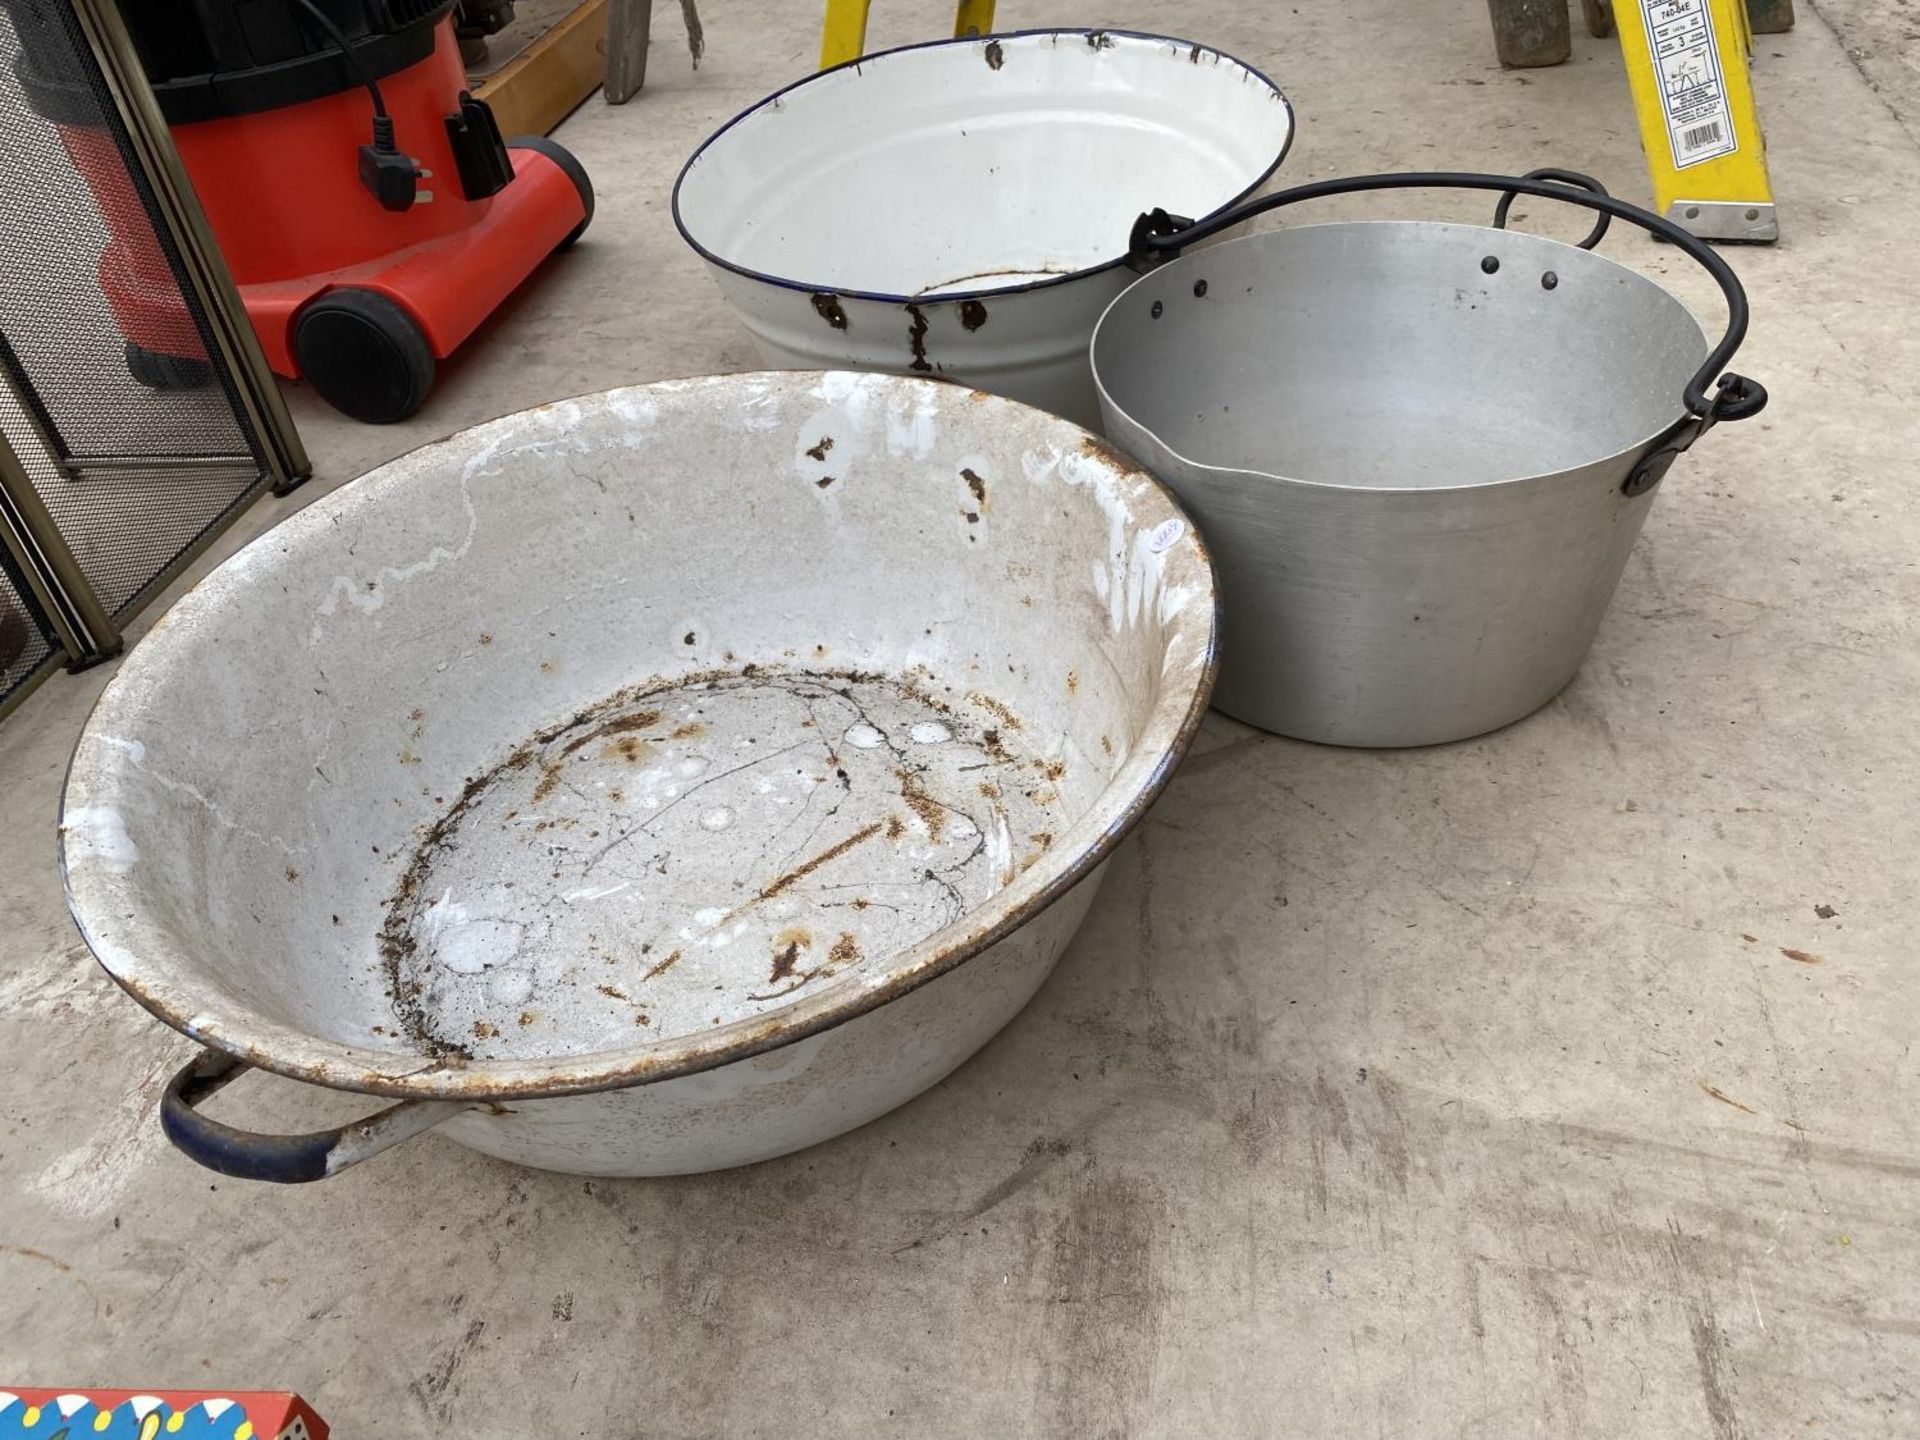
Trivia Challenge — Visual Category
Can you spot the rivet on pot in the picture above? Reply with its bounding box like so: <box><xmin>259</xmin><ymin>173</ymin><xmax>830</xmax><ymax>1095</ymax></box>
<box><xmin>1150</xmin><ymin>300</ymin><xmax>1164</xmax><ymax>319</ymax></box>
<box><xmin>1541</xmin><ymin>271</ymin><xmax>1559</xmax><ymax>291</ymax></box>
<box><xmin>1480</xmin><ymin>256</ymin><xmax>1500</xmax><ymax>275</ymax></box>
<box><xmin>1193</xmin><ymin>279</ymin><xmax>1209</xmax><ymax>298</ymax></box>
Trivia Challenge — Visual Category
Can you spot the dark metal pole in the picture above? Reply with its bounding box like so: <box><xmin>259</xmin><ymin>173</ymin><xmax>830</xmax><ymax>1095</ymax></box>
<box><xmin>66</xmin><ymin>0</ymin><xmax>313</xmax><ymax>493</ymax></box>
<box><xmin>0</xmin><ymin>426</ymin><xmax>120</xmax><ymax>665</ymax></box>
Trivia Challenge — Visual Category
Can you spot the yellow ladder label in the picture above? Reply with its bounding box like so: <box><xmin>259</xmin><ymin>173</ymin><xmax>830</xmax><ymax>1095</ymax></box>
<box><xmin>1646</xmin><ymin>0</ymin><xmax>1740</xmax><ymax>167</ymax></box>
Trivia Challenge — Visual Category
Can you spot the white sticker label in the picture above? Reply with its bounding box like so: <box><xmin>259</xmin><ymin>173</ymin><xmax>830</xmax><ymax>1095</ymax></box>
<box><xmin>1643</xmin><ymin>0</ymin><xmax>1739</xmax><ymax>169</ymax></box>
<box><xmin>1147</xmin><ymin>518</ymin><xmax>1186</xmax><ymax>553</ymax></box>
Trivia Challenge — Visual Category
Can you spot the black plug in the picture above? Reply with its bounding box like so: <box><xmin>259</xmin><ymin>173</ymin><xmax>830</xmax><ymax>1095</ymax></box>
<box><xmin>358</xmin><ymin>115</ymin><xmax>418</xmax><ymax>212</ymax></box>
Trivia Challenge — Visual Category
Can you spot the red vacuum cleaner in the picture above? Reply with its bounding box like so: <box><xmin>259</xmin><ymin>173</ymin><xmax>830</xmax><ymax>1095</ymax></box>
<box><xmin>12</xmin><ymin>0</ymin><xmax>591</xmax><ymax>423</ymax></box>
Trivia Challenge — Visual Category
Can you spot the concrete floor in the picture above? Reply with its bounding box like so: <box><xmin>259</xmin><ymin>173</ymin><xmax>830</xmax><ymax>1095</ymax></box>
<box><xmin>3</xmin><ymin>0</ymin><xmax>1918</xmax><ymax>1434</ymax></box>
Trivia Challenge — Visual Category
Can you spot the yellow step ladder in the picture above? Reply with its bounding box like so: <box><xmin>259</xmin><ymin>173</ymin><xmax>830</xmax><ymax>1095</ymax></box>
<box><xmin>1611</xmin><ymin>0</ymin><xmax>1779</xmax><ymax>241</ymax></box>
<box><xmin>820</xmin><ymin>0</ymin><xmax>996</xmax><ymax>69</ymax></box>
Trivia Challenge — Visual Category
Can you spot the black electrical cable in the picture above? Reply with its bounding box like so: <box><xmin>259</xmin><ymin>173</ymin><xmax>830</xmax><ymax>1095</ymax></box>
<box><xmin>289</xmin><ymin>0</ymin><xmax>394</xmax><ymax>148</ymax></box>
<box><xmin>288</xmin><ymin>0</ymin><xmax>420</xmax><ymax>209</ymax></box>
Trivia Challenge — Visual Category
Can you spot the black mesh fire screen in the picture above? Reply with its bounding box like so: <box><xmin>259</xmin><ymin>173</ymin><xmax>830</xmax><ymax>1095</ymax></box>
<box><xmin>0</xmin><ymin>540</ymin><xmax>58</xmax><ymax>704</ymax></box>
<box><xmin>0</xmin><ymin>0</ymin><xmax>298</xmax><ymax>716</ymax></box>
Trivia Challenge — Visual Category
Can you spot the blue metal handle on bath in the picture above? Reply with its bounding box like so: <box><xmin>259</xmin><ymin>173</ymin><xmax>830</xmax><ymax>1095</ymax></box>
<box><xmin>162</xmin><ymin>1049</ymin><xmax>467</xmax><ymax>1183</ymax></box>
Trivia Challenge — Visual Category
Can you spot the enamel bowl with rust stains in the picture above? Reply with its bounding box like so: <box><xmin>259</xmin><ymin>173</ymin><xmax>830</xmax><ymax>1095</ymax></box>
<box><xmin>60</xmin><ymin>372</ymin><xmax>1216</xmax><ymax>1182</ymax></box>
<box><xmin>673</xmin><ymin>29</ymin><xmax>1293</xmax><ymax>431</ymax></box>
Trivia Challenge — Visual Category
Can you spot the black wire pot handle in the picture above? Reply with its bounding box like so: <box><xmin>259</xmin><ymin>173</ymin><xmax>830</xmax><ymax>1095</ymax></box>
<box><xmin>1489</xmin><ymin>167</ymin><xmax>1611</xmax><ymax>249</ymax></box>
<box><xmin>1128</xmin><ymin>169</ymin><xmax>1767</xmax><ymax>496</ymax></box>
<box><xmin>162</xmin><ymin>1049</ymin><xmax>468</xmax><ymax>1183</ymax></box>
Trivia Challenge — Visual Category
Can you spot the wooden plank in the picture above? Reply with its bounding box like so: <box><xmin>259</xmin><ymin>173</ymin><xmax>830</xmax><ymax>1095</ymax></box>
<box><xmin>474</xmin><ymin>0</ymin><xmax>608</xmax><ymax>138</ymax></box>
<box><xmin>606</xmin><ymin>0</ymin><xmax>653</xmax><ymax>102</ymax></box>
<box><xmin>1486</xmin><ymin>0</ymin><xmax>1571</xmax><ymax>67</ymax></box>
<box><xmin>461</xmin><ymin>0</ymin><xmax>582</xmax><ymax>80</ymax></box>
<box><xmin>1582</xmin><ymin>0</ymin><xmax>1615</xmax><ymax>38</ymax></box>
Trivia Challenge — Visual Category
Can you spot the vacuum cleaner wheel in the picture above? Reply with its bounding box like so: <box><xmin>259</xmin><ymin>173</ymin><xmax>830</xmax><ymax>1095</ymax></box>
<box><xmin>294</xmin><ymin>288</ymin><xmax>436</xmax><ymax>425</ymax></box>
<box><xmin>507</xmin><ymin>135</ymin><xmax>594</xmax><ymax>250</ymax></box>
<box><xmin>124</xmin><ymin>342</ymin><xmax>212</xmax><ymax>391</ymax></box>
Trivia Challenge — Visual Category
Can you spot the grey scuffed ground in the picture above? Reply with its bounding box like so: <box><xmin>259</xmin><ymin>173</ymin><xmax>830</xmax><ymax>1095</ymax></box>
<box><xmin>2</xmin><ymin>0</ymin><xmax>1917</xmax><ymax>1434</ymax></box>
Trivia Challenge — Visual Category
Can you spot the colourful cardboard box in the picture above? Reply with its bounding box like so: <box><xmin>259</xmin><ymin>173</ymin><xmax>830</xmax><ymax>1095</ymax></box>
<box><xmin>0</xmin><ymin>1391</ymin><xmax>326</xmax><ymax>1439</ymax></box>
